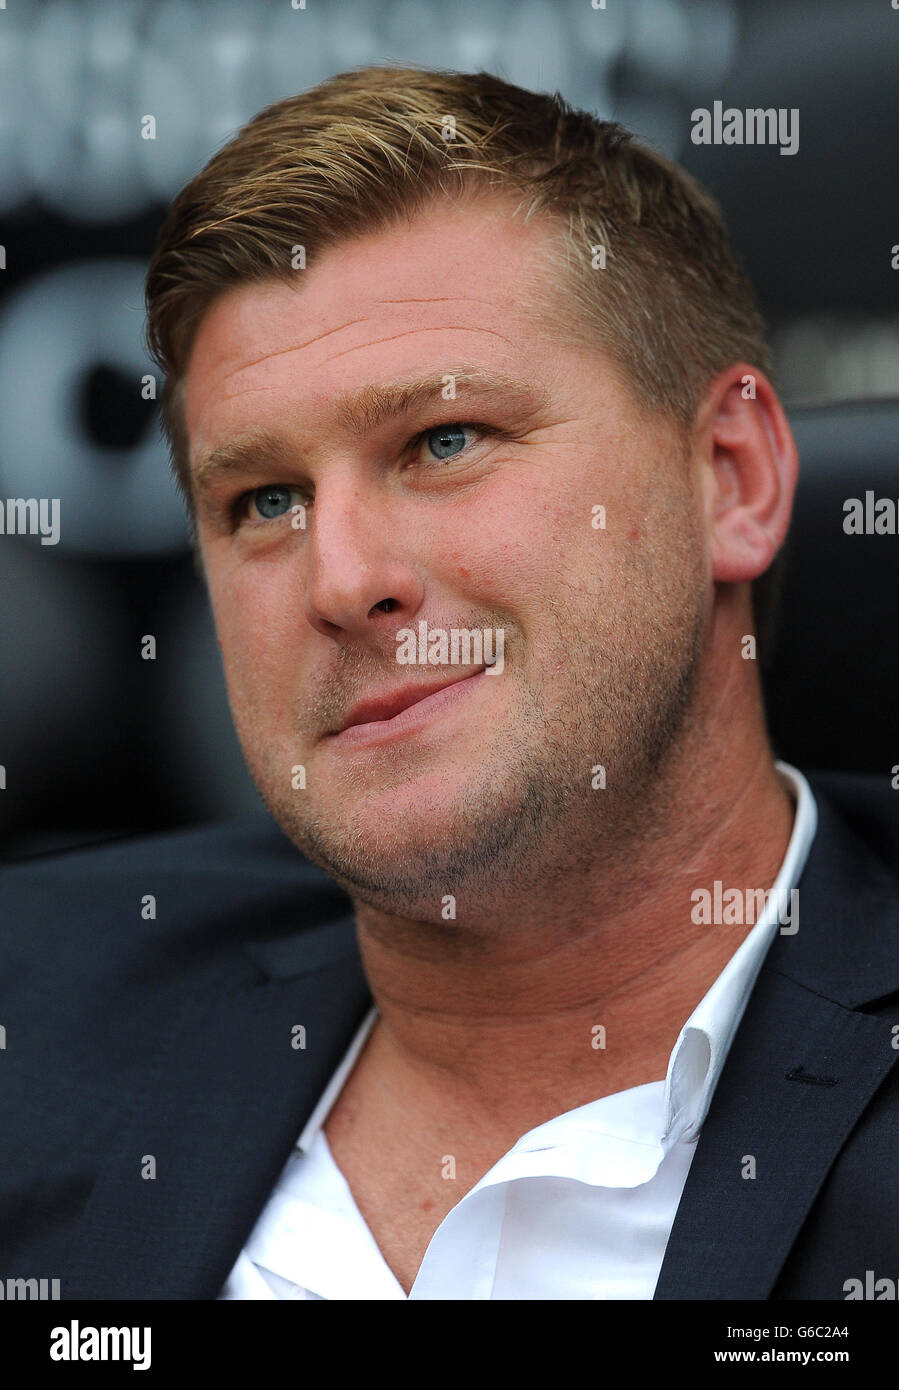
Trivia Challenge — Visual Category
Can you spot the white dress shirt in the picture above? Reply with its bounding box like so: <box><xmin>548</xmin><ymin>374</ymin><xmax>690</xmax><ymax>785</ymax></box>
<box><xmin>220</xmin><ymin>761</ymin><xmax>817</xmax><ymax>1300</ymax></box>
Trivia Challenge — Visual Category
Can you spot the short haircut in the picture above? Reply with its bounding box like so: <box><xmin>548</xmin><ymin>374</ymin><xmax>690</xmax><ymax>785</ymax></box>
<box><xmin>144</xmin><ymin>63</ymin><xmax>785</xmax><ymax>654</ymax></box>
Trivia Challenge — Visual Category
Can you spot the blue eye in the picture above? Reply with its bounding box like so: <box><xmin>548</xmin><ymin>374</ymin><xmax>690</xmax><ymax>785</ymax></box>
<box><xmin>251</xmin><ymin>485</ymin><xmax>295</xmax><ymax>519</ymax></box>
<box><xmin>424</xmin><ymin>424</ymin><xmax>470</xmax><ymax>460</ymax></box>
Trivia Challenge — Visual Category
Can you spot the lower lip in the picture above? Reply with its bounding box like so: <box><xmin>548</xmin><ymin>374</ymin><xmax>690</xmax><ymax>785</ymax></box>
<box><xmin>329</xmin><ymin>670</ymin><xmax>488</xmax><ymax>747</ymax></box>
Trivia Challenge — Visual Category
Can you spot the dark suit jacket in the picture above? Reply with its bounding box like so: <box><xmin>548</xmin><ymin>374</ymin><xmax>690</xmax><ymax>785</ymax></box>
<box><xmin>1</xmin><ymin>770</ymin><xmax>897</xmax><ymax>1300</ymax></box>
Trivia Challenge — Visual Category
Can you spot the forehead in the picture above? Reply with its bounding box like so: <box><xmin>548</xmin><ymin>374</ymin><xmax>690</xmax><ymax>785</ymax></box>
<box><xmin>182</xmin><ymin>196</ymin><xmax>568</xmax><ymax>456</ymax></box>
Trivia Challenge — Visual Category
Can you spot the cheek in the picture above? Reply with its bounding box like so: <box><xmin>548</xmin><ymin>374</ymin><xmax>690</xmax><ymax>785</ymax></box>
<box><xmin>509</xmin><ymin>471</ymin><xmax>628</xmax><ymax>605</ymax></box>
<box><xmin>441</xmin><ymin>476</ymin><xmax>563</xmax><ymax>603</ymax></box>
<box><xmin>208</xmin><ymin>563</ymin><xmax>300</xmax><ymax>712</ymax></box>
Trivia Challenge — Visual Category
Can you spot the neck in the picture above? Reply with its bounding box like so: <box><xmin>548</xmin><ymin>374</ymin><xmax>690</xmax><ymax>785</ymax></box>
<box><xmin>348</xmin><ymin>651</ymin><xmax>796</xmax><ymax>1135</ymax></box>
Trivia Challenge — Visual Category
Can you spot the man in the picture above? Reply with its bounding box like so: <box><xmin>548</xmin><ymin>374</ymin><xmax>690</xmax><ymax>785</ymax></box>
<box><xmin>1</xmin><ymin>66</ymin><xmax>897</xmax><ymax>1301</ymax></box>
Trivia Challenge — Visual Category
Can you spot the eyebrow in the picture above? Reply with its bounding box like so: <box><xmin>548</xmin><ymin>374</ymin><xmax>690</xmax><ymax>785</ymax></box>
<box><xmin>191</xmin><ymin>367</ymin><xmax>549</xmax><ymax>494</ymax></box>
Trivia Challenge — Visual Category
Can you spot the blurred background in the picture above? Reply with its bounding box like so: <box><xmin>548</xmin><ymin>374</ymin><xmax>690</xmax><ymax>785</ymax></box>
<box><xmin>1</xmin><ymin>0</ymin><xmax>897</xmax><ymax>859</ymax></box>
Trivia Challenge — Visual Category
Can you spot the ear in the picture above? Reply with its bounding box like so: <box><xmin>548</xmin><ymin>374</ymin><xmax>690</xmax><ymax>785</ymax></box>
<box><xmin>694</xmin><ymin>363</ymin><xmax>799</xmax><ymax>585</ymax></box>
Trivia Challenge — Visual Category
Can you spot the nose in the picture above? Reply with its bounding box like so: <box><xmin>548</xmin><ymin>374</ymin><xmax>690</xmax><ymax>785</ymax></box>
<box><xmin>302</xmin><ymin>478</ymin><xmax>425</xmax><ymax>642</ymax></box>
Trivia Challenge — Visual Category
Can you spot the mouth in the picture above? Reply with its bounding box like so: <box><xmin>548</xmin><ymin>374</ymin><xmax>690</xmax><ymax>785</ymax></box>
<box><xmin>327</xmin><ymin>668</ymin><xmax>488</xmax><ymax>747</ymax></box>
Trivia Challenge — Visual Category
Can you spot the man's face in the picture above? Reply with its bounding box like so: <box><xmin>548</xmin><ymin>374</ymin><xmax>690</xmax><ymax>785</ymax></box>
<box><xmin>184</xmin><ymin>196</ymin><xmax>710</xmax><ymax>922</ymax></box>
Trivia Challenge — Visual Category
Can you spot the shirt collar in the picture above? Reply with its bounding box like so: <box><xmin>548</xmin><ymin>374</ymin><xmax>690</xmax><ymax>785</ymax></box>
<box><xmin>663</xmin><ymin>760</ymin><xmax>818</xmax><ymax>1144</ymax></box>
<box><xmin>296</xmin><ymin>1003</ymin><xmax>378</xmax><ymax>1153</ymax></box>
<box><xmin>298</xmin><ymin>761</ymin><xmax>818</xmax><ymax>1155</ymax></box>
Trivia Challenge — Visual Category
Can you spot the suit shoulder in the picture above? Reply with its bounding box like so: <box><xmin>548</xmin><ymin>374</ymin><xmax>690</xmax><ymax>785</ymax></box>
<box><xmin>0</xmin><ymin>814</ymin><xmax>353</xmax><ymax>980</ymax></box>
<box><xmin>806</xmin><ymin>769</ymin><xmax>899</xmax><ymax>879</ymax></box>
<box><xmin>0</xmin><ymin>815</ymin><xmax>356</xmax><ymax>1117</ymax></box>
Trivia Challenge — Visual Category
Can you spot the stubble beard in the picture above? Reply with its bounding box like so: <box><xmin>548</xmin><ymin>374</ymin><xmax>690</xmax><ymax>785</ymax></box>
<box><xmin>239</xmin><ymin>567</ymin><xmax>708</xmax><ymax>929</ymax></box>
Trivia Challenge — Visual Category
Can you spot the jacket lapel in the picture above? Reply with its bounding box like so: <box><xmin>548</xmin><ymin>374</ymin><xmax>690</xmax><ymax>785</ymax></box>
<box><xmin>653</xmin><ymin>971</ymin><xmax>896</xmax><ymax>1299</ymax></box>
<box><xmin>655</xmin><ymin>780</ymin><xmax>899</xmax><ymax>1299</ymax></box>
<box><xmin>62</xmin><ymin>915</ymin><xmax>372</xmax><ymax>1300</ymax></box>
<box><xmin>59</xmin><ymin>779</ymin><xmax>898</xmax><ymax>1301</ymax></box>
